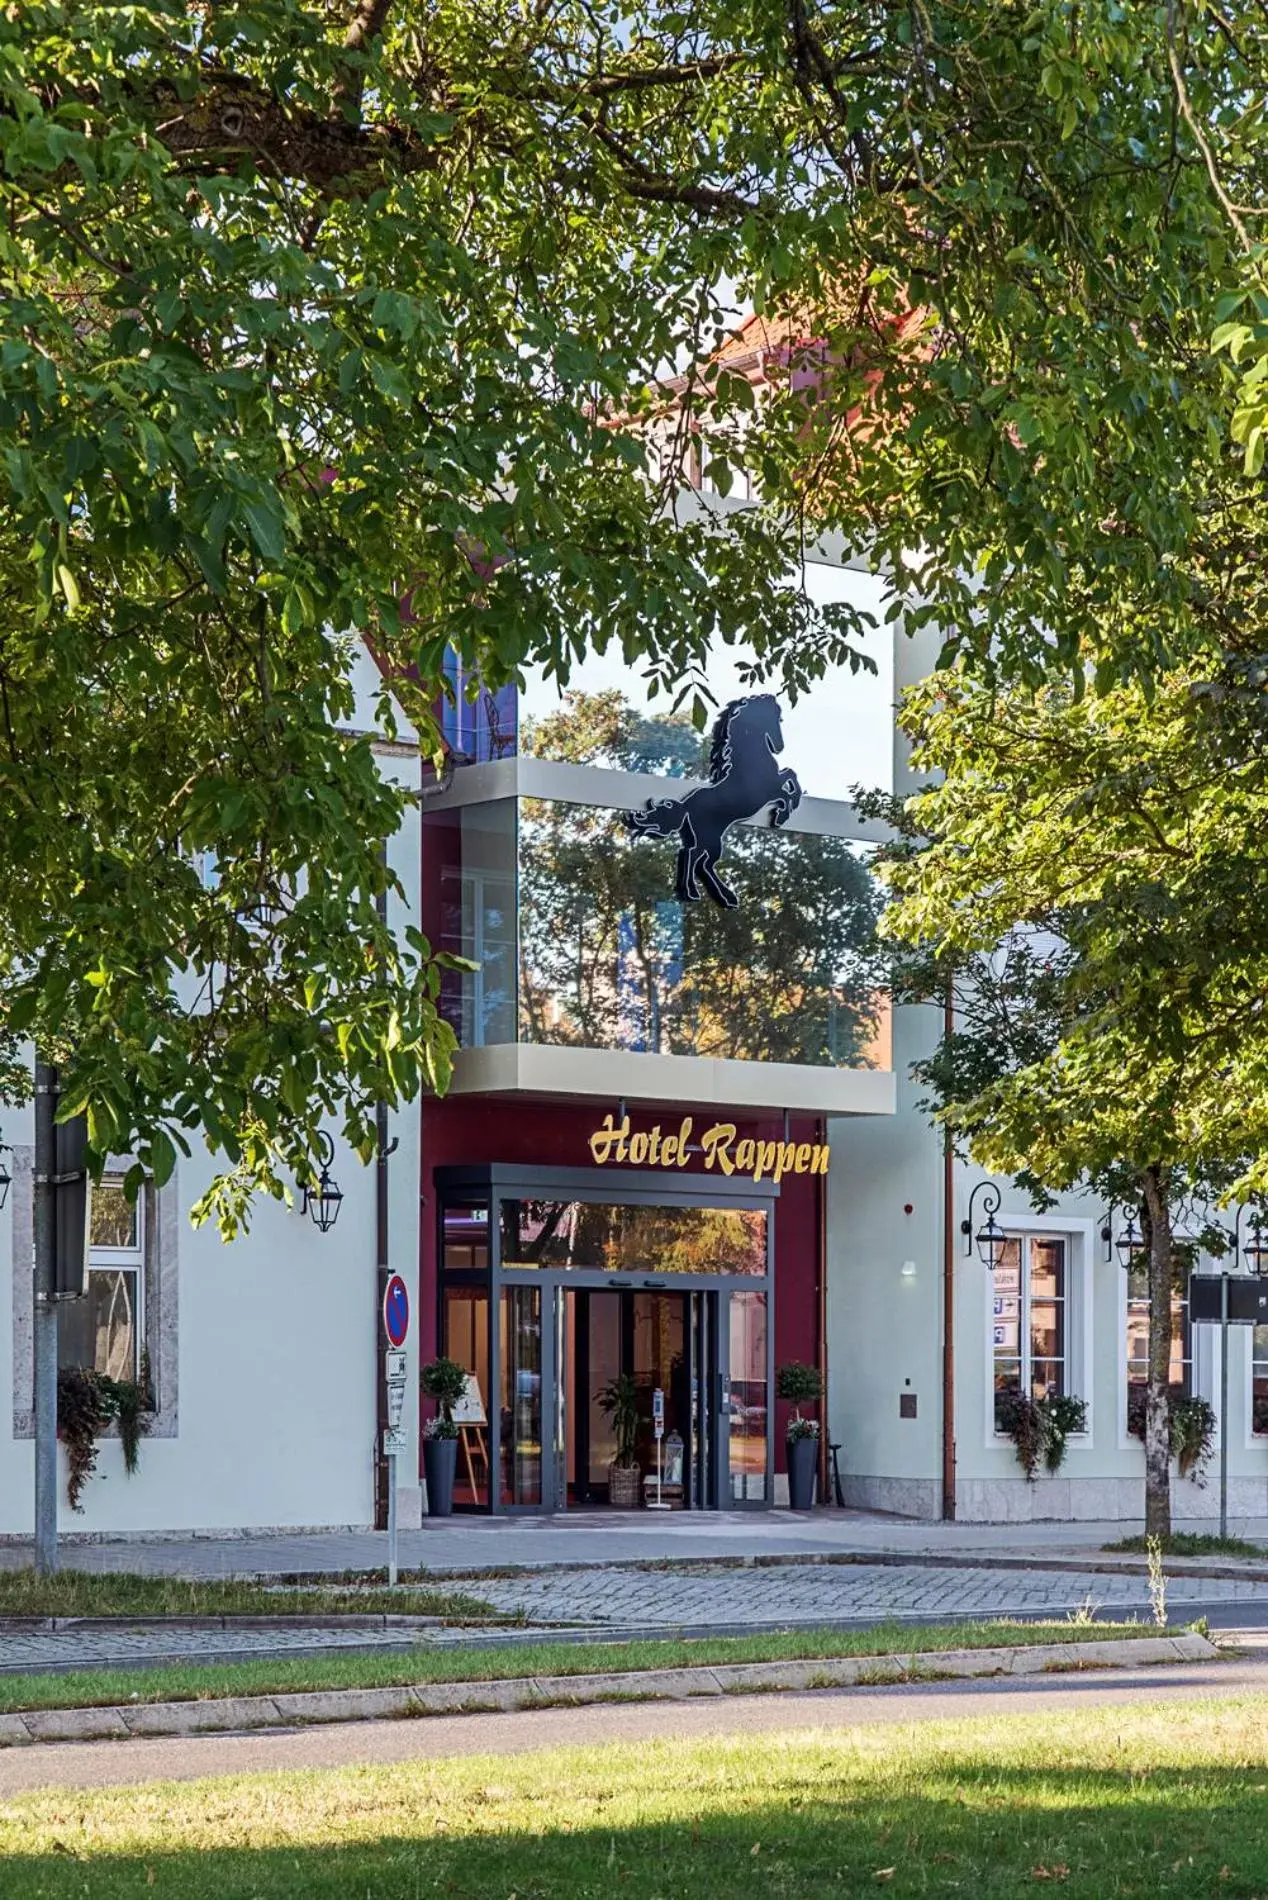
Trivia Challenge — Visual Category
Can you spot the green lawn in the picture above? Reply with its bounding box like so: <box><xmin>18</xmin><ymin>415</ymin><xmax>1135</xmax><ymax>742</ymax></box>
<box><xmin>0</xmin><ymin>1568</ymin><xmax>496</xmax><ymax>1621</ymax></box>
<box><xmin>1104</xmin><ymin>1532</ymin><xmax>1268</xmax><ymax>1560</ymax></box>
<box><xmin>0</xmin><ymin>1619</ymin><xmax>1165</xmax><ymax>1715</ymax></box>
<box><xmin>1</xmin><ymin>1696</ymin><xmax>1265</xmax><ymax>1896</ymax></box>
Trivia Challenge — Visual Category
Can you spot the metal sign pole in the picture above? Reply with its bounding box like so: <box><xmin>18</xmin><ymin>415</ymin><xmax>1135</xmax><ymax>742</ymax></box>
<box><xmin>32</xmin><ymin>1058</ymin><xmax>57</xmax><ymax>1578</ymax></box>
<box><xmin>387</xmin><ymin>1452</ymin><xmax>398</xmax><ymax>1588</ymax></box>
<box><xmin>381</xmin><ymin>1280</ymin><xmax>409</xmax><ymax>1589</ymax></box>
<box><xmin>1220</xmin><ymin>1272</ymin><xmax>1230</xmax><ymax>1543</ymax></box>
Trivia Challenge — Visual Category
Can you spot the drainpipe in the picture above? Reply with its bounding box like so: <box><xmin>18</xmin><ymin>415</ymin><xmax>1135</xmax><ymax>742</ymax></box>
<box><xmin>373</xmin><ymin>866</ymin><xmax>391</xmax><ymax>1532</ymax></box>
<box><xmin>816</xmin><ymin>1115</ymin><xmax>829</xmax><ymax>1505</ymax></box>
<box><xmin>373</xmin><ymin>1096</ymin><xmax>390</xmax><ymax>1531</ymax></box>
<box><xmin>941</xmin><ymin>989</ymin><xmax>956</xmax><ymax>1519</ymax></box>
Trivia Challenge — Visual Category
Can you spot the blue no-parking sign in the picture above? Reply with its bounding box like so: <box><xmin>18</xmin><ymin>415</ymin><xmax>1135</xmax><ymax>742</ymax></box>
<box><xmin>382</xmin><ymin>1273</ymin><xmax>410</xmax><ymax>1349</ymax></box>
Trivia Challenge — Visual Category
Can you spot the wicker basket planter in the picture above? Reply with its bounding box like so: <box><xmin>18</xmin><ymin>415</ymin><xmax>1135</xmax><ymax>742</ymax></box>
<box><xmin>608</xmin><ymin>1462</ymin><xmax>642</xmax><ymax>1508</ymax></box>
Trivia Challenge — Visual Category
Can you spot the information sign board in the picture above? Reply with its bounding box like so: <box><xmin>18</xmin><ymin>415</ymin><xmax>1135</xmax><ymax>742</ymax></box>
<box><xmin>451</xmin><ymin>1374</ymin><xmax>485</xmax><ymax>1427</ymax></box>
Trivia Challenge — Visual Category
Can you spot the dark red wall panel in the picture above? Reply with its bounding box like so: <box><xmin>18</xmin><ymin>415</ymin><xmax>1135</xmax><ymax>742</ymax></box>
<box><xmin>420</xmin><ymin>1095</ymin><xmax>823</xmax><ymax>1470</ymax></box>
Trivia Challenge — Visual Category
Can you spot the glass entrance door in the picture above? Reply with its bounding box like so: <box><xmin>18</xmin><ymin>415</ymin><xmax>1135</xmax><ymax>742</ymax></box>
<box><xmin>499</xmin><ymin>1285</ymin><xmax>543</xmax><ymax>1508</ymax></box>
<box><xmin>558</xmin><ymin>1285</ymin><xmax>712</xmax><ymax>1509</ymax></box>
<box><xmin>687</xmin><ymin>1291</ymin><xmax>717</xmax><ymax>1508</ymax></box>
<box><xmin>727</xmin><ymin>1290</ymin><xmax>769</xmax><ymax>1504</ymax></box>
<box><xmin>436</xmin><ymin>1171</ymin><xmax>775</xmax><ymax>1515</ymax></box>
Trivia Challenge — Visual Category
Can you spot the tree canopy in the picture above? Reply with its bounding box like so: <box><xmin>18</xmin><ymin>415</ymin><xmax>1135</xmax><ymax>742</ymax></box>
<box><xmin>1</xmin><ymin>1</ymin><xmax>880</xmax><ymax>1225</ymax></box>
<box><xmin>869</xmin><ymin>663</ymin><xmax>1268</xmax><ymax>1531</ymax></box>
<box><xmin>876</xmin><ymin>667</ymin><xmax>1268</xmax><ymax>1198</ymax></box>
<box><xmin>4</xmin><ymin>0</ymin><xmax>1265</xmax><ymax>1226</ymax></box>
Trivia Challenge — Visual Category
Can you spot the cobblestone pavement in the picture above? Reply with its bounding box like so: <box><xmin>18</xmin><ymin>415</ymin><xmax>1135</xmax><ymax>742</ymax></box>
<box><xmin>469</xmin><ymin>1558</ymin><xmax>1268</xmax><ymax>1628</ymax></box>
<box><xmin>5</xmin><ymin>1558</ymin><xmax>1268</xmax><ymax>1675</ymax></box>
<box><xmin>0</xmin><ymin>1624</ymin><xmax>433</xmax><ymax>1675</ymax></box>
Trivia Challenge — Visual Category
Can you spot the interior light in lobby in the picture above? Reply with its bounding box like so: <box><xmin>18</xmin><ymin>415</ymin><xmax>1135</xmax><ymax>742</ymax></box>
<box><xmin>961</xmin><ymin>1181</ymin><xmax>1007</xmax><ymax>1272</ymax></box>
<box><xmin>300</xmin><ymin>1130</ymin><xmax>343</xmax><ymax>1235</ymax></box>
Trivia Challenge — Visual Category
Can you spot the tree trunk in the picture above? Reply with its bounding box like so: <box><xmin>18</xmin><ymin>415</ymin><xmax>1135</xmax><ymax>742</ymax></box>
<box><xmin>1139</xmin><ymin>1168</ymin><xmax>1172</xmax><ymax>1542</ymax></box>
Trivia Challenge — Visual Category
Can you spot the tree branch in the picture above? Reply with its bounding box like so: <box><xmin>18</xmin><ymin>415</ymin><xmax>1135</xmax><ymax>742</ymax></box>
<box><xmin>585</xmin><ymin>116</ymin><xmax>758</xmax><ymax>217</ymax></box>
<box><xmin>1165</xmin><ymin>0</ymin><xmax>1258</xmax><ymax>248</ymax></box>
<box><xmin>334</xmin><ymin>0</ymin><xmax>398</xmax><ymax>113</ymax></box>
<box><xmin>150</xmin><ymin>72</ymin><xmax>437</xmax><ymax>192</ymax></box>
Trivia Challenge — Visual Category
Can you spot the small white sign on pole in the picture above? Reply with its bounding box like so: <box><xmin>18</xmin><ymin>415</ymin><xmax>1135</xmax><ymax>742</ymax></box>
<box><xmin>383</xmin><ymin>1426</ymin><xmax>407</xmax><ymax>1458</ymax></box>
<box><xmin>385</xmin><ymin>1349</ymin><xmax>408</xmax><ymax>1434</ymax></box>
<box><xmin>648</xmin><ymin>1388</ymin><xmax>669</xmax><ymax>1511</ymax></box>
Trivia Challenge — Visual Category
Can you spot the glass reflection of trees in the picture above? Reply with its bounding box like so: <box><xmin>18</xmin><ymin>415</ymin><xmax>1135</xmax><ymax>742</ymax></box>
<box><xmin>501</xmin><ymin>1199</ymin><xmax>767</xmax><ymax>1276</ymax></box>
<box><xmin>518</xmin><ymin>691</ymin><xmax>885</xmax><ymax>1067</ymax></box>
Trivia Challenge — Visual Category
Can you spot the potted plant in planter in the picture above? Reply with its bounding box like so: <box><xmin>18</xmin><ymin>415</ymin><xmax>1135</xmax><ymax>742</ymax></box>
<box><xmin>420</xmin><ymin>1355</ymin><xmax>467</xmax><ymax>1517</ymax></box>
<box><xmin>1127</xmin><ymin>1385</ymin><xmax>1217</xmax><ymax>1483</ymax></box>
<box><xmin>777</xmin><ymin>1361</ymin><xmax>823</xmax><ymax>1509</ymax></box>
<box><xmin>597</xmin><ymin>1373</ymin><xmax>642</xmax><ymax>1508</ymax></box>
<box><xmin>997</xmin><ymin>1389</ymin><xmax>1087</xmax><ymax>1482</ymax></box>
<box><xmin>1170</xmin><ymin>1395</ymin><xmax>1217</xmax><ymax>1483</ymax></box>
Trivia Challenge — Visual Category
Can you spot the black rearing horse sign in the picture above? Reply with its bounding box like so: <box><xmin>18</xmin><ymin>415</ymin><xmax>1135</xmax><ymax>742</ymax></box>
<box><xmin>623</xmin><ymin>694</ymin><xmax>803</xmax><ymax>908</ymax></box>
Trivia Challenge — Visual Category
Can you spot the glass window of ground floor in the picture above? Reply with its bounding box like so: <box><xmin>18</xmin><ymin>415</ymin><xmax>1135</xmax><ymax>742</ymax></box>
<box><xmin>435</xmin><ymin>1165</ymin><xmax>775</xmax><ymax>1512</ymax></box>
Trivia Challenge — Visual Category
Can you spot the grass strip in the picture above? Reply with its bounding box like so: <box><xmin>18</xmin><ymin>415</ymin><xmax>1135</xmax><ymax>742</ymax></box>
<box><xmin>0</xmin><ymin>1568</ymin><xmax>496</xmax><ymax>1622</ymax></box>
<box><xmin>0</xmin><ymin>1619</ymin><xmax>1168</xmax><ymax>1715</ymax></box>
<box><xmin>0</xmin><ymin>1693</ymin><xmax>1263</xmax><ymax>1897</ymax></box>
<box><xmin>1103</xmin><ymin>1532</ymin><xmax>1268</xmax><ymax>1559</ymax></box>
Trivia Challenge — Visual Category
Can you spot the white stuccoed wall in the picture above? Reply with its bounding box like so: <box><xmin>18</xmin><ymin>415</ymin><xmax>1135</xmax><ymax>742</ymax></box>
<box><xmin>0</xmin><ymin>642</ymin><xmax>423</xmax><ymax>1538</ymax></box>
<box><xmin>827</xmin><ymin>614</ymin><xmax>1268</xmax><ymax>1522</ymax></box>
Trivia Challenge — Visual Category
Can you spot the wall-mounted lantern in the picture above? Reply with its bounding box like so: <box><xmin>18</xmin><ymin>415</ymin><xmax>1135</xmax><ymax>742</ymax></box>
<box><xmin>961</xmin><ymin>1181</ymin><xmax>1007</xmax><ymax>1271</ymax></box>
<box><xmin>300</xmin><ymin>1130</ymin><xmax>343</xmax><ymax>1235</ymax></box>
<box><xmin>1236</xmin><ymin>1202</ymin><xmax>1268</xmax><ymax>1276</ymax></box>
<box><xmin>1101</xmin><ymin>1207</ymin><xmax>1146</xmax><ymax>1269</ymax></box>
<box><xmin>0</xmin><ymin>1140</ymin><xmax>10</xmax><ymax>1212</ymax></box>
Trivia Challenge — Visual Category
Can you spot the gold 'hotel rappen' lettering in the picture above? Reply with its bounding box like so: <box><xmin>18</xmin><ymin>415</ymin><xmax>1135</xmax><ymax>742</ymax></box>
<box><xmin>587</xmin><ymin>1113</ymin><xmax>828</xmax><ymax>1184</ymax></box>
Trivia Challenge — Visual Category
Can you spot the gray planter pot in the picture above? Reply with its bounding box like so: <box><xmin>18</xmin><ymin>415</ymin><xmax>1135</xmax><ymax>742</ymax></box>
<box><xmin>786</xmin><ymin>1434</ymin><xmax>818</xmax><ymax>1510</ymax></box>
<box><xmin>424</xmin><ymin>1436</ymin><xmax>458</xmax><ymax>1517</ymax></box>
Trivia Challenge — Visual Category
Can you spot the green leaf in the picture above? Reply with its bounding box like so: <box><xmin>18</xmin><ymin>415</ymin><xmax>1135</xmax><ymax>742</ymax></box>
<box><xmin>241</xmin><ymin>498</ymin><xmax>286</xmax><ymax>563</ymax></box>
<box><xmin>148</xmin><ymin>1129</ymin><xmax>177</xmax><ymax>1189</ymax></box>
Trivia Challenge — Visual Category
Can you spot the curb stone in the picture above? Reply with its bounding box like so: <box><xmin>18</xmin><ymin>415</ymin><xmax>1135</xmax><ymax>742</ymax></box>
<box><xmin>0</xmin><ymin>1614</ymin><xmax>459</xmax><ymax>1635</ymax></box>
<box><xmin>0</xmin><ymin>1633</ymin><xmax>1220</xmax><ymax>1748</ymax></box>
<box><xmin>121</xmin><ymin>1696</ymin><xmax>289</xmax><ymax>1737</ymax></box>
<box><xmin>413</xmin><ymin>1550</ymin><xmax>1268</xmax><ymax>1588</ymax></box>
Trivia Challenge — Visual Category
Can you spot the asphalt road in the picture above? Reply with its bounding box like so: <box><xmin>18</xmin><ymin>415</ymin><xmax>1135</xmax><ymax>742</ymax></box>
<box><xmin>2</xmin><ymin>1640</ymin><xmax>1267</xmax><ymax>1797</ymax></box>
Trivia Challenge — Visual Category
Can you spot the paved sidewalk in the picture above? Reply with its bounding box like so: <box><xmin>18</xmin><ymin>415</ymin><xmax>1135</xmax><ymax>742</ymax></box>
<box><xmin>0</xmin><ymin>1509</ymin><xmax>1212</xmax><ymax>1579</ymax></box>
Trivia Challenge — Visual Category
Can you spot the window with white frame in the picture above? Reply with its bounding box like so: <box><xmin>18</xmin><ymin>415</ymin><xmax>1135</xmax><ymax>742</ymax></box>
<box><xmin>1125</xmin><ymin>1261</ymin><xmax>1190</xmax><ymax>1430</ymax></box>
<box><xmin>1251</xmin><ymin>1327</ymin><xmax>1268</xmax><ymax>1435</ymax></box>
<box><xmin>992</xmin><ymin>1235</ymin><xmax>1067</xmax><ymax>1431</ymax></box>
<box><xmin>58</xmin><ymin>1178</ymin><xmax>145</xmax><ymax>1384</ymax></box>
